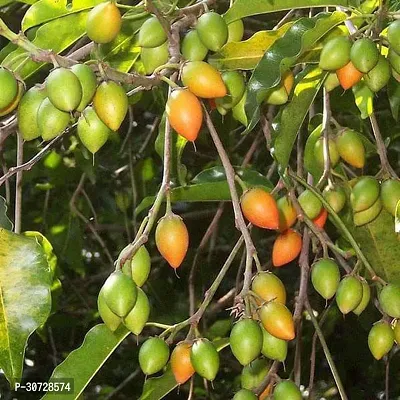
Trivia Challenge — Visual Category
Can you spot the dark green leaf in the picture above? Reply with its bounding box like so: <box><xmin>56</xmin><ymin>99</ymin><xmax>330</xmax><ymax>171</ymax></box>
<box><xmin>0</xmin><ymin>196</ymin><xmax>12</xmax><ymax>230</ymax></box>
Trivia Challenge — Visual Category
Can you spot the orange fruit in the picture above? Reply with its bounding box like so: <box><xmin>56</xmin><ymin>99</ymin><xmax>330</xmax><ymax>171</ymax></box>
<box><xmin>259</xmin><ymin>301</ymin><xmax>295</xmax><ymax>340</ymax></box>
<box><xmin>171</xmin><ymin>341</ymin><xmax>195</xmax><ymax>384</ymax></box>
<box><xmin>277</xmin><ymin>196</ymin><xmax>297</xmax><ymax>232</ymax></box>
<box><xmin>251</xmin><ymin>272</ymin><xmax>286</xmax><ymax>305</ymax></box>
<box><xmin>272</xmin><ymin>229</ymin><xmax>302</xmax><ymax>267</ymax></box>
<box><xmin>336</xmin><ymin>61</ymin><xmax>363</xmax><ymax>90</ymax></box>
<box><xmin>258</xmin><ymin>384</ymin><xmax>272</xmax><ymax>399</ymax></box>
<box><xmin>313</xmin><ymin>208</ymin><xmax>328</xmax><ymax>229</ymax></box>
<box><xmin>282</xmin><ymin>70</ymin><xmax>294</xmax><ymax>94</ymax></box>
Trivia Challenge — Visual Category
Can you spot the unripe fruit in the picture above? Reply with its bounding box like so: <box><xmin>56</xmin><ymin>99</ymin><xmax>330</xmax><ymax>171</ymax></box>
<box><xmin>387</xmin><ymin>20</ymin><xmax>400</xmax><ymax>54</ymax></box>
<box><xmin>350</xmin><ymin>176</ymin><xmax>380</xmax><ymax>212</ymax></box>
<box><xmin>323</xmin><ymin>185</ymin><xmax>346</xmax><ymax>213</ymax></box>
<box><xmin>324</xmin><ymin>72</ymin><xmax>340</xmax><ymax>92</ymax></box>
<box><xmin>93</xmin><ymin>81</ymin><xmax>128</xmax><ymax>131</ymax></box>
<box><xmin>388</xmin><ymin>48</ymin><xmax>400</xmax><ymax>75</ymax></box>
<box><xmin>155</xmin><ymin>213</ymin><xmax>189</xmax><ymax>269</ymax></box>
<box><xmin>86</xmin><ymin>1</ymin><xmax>121</xmax><ymax>44</ymax></box>
<box><xmin>350</xmin><ymin>38</ymin><xmax>379</xmax><ymax>73</ymax></box>
<box><xmin>261</xmin><ymin>325</ymin><xmax>288</xmax><ymax>361</ymax></box>
<box><xmin>314</xmin><ymin>137</ymin><xmax>340</xmax><ymax>168</ymax></box>
<box><xmin>311</xmin><ymin>258</ymin><xmax>340</xmax><ymax>300</ymax></box>
<box><xmin>71</xmin><ymin>64</ymin><xmax>97</xmax><ymax>112</ymax></box>
<box><xmin>364</xmin><ymin>55</ymin><xmax>391</xmax><ymax>92</ymax></box>
<box><xmin>353</xmin><ymin>278</ymin><xmax>371</xmax><ymax>316</ymax></box>
<box><xmin>37</xmin><ymin>98</ymin><xmax>70</xmax><ymax>141</ymax></box>
<box><xmin>102</xmin><ymin>271</ymin><xmax>138</xmax><ymax>317</ymax></box>
<box><xmin>232</xmin><ymin>89</ymin><xmax>247</xmax><ymax>126</ymax></box>
<box><xmin>98</xmin><ymin>286</ymin><xmax>121</xmax><ymax>331</ymax></box>
<box><xmin>241</xmin><ymin>358</ymin><xmax>269</xmax><ymax>390</ymax></box>
<box><xmin>190</xmin><ymin>338</ymin><xmax>219</xmax><ymax>381</ymax></box>
<box><xmin>181</xmin><ymin>30</ymin><xmax>208</xmax><ymax>61</ymax></box>
<box><xmin>233</xmin><ymin>389</ymin><xmax>257</xmax><ymax>400</ymax></box>
<box><xmin>265</xmin><ymin>85</ymin><xmax>288</xmax><ymax>105</ymax></box>
<box><xmin>336</xmin><ymin>276</ymin><xmax>363</xmax><ymax>314</ymax></box>
<box><xmin>241</xmin><ymin>188</ymin><xmax>279</xmax><ymax>230</ymax></box>
<box><xmin>313</xmin><ymin>207</ymin><xmax>328</xmax><ymax>229</ymax></box>
<box><xmin>381</xmin><ymin>179</ymin><xmax>400</xmax><ymax>216</ymax></box>
<box><xmin>171</xmin><ymin>341</ymin><xmax>195</xmax><ymax>384</ymax></box>
<box><xmin>336</xmin><ymin>129</ymin><xmax>365</xmax><ymax>169</ymax></box>
<box><xmin>336</xmin><ymin>61</ymin><xmax>363</xmax><ymax>89</ymax></box>
<box><xmin>78</xmin><ymin>106</ymin><xmax>110</xmax><ymax>154</ymax></box>
<box><xmin>123</xmin><ymin>288</ymin><xmax>150</xmax><ymax>335</ymax></box>
<box><xmin>277</xmin><ymin>196</ymin><xmax>297</xmax><ymax>232</ymax></box>
<box><xmin>319</xmin><ymin>36</ymin><xmax>351</xmax><ymax>71</ymax></box>
<box><xmin>272</xmin><ymin>229</ymin><xmax>302</xmax><ymax>267</ymax></box>
<box><xmin>298</xmin><ymin>189</ymin><xmax>323</xmax><ymax>219</ymax></box>
<box><xmin>139</xmin><ymin>337</ymin><xmax>170</xmax><ymax>375</ymax></box>
<box><xmin>138</xmin><ymin>16</ymin><xmax>167</xmax><ymax>48</ymax></box>
<box><xmin>0</xmin><ymin>67</ymin><xmax>18</xmax><ymax>109</ymax></box>
<box><xmin>353</xmin><ymin>197</ymin><xmax>382</xmax><ymax>226</ymax></box>
<box><xmin>230</xmin><ymin>319</ymin><xmax>263</xmax><ymax>365</ymax></box>
<box><xmin>227</xmin><ymin>19</ymin><xmax>245</xmax><ymax>42</ymax></box>
<box><xmin>166</xmin><ymin>88</ymin><xmax>202</xmax><ymax>141</ymax></box>
<box><xmin>259</xmin><ymin>302</ymin><xmax>295</xmax><ymax>340</ymax></box>
<box><xmin>251</xmin><ymin>272</ymin><xmax>286</xmax><ymax>305</ymax></box>
<box><xmin>393</xmin><ymin>320</ymin><xmax>400</xmax><ymax>344</ymax></box>
<box><xmin>216</xmin><ymin>71</ymin><xmax>246</xmax><ymax>110</ymax></box>
<box><xmin>0</xmin><ymin>81</ymin><xmax>23</xmax><ymax>117</ymax></box>
<box><xmin>196</xmin><ymin>12</ymin><xmax>228</xmax><ymax>52</ymax></box>
<box><xmin>182</xmin><ymin>61</ymin><xmax>227</xmax><ymax>98</ymax></box>
<box><xmin>368</xmin><ymin>321</ymin><xmax>394</xmax><ymax>360</ymax></box>
<box><xmin>141</xmin><ymin>41</ymin><xmax>169</xmax><ymax>75</ymax></box>
<box><xmin>129</xmin><ymin>246</ymin><xmax>151</xmax><ymax>287</ymax></box>
<box><xmin>273</xmin><ymin>380</ymin><xmax>302</xmax><ymax>400</ymax></box>
<box><xmin>379</xmin><ymin>284</ymin><xmax>400</xmax><ymax>318</ymax></box>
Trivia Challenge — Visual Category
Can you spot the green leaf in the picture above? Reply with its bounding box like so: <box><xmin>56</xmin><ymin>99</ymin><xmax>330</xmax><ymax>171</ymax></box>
<box><xmin>304</xmin><ymin>123</ymin><xmax>324</xmax><ymax>180</ymax></box>
<box><xmin>0</xmin><ymin>196</ymin><xmax>12</xmax><ymax>230</ymax></box>
<box><xmin>352</xmin><ymin>81</ymin><xmax>374</xmax><ymax>119</ymax></box>
<box><xmin>388</xmin><ymin>76</ymin><xmax>400</xmax><ymax>121</ymax></box>
<box><xmin>42</xmin><ymin>325</ymin><xmax>130</xmax><ymax>400</ymax></box>
<box><xmin>0</xmin><ymin>228</ymin><xmax>52</xmax><ymax>388</ymax></box>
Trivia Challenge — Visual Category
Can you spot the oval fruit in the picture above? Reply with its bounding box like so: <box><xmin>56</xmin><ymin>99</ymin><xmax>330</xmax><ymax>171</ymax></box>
<box><xmin>298</xmin><ymin>189</ymin><xmax>323</xmax><ymax>220</ymax></box>
<box><xmin>324</xmin><ymin>72</ymin><xmax>340</xmax><ymax>92</ymax></box>
<box><xmin>139</xmin><ymin>337</ymin><xmax>170</xmax><ymax>375</ymax></box>
<box><xmin>350</xmin><ymin>176</ymin><xmax>380</xmax><ymax>212</ymax></box>
<box><xmin>353</xmin><ymin>197</ymin><xmax>382</xmax><ymax>226</ymax></box>
<box><xmin>227</xmin><ymin>19</ymin><xmax>244</xmax><ymax>42</ymax></box>
<box><xmin>166</xmin><ymin>88</ymin><xmax>202</xmax><ymax>141</ymax></box>
<box><xmin>313</xmin><ymin>208</ymin><xmax>328</xmax><ymax>229</ymax></box>
<box><xmin>182</xmin><ymin>61</ymin><xmax>227</xmax><ymax>98</ymax></box>
<box><xmin>277</xmin><ymin>196</ymin><xmax>297</xmax><ymax>232</ymax></box>
<box><xmin>190</xmin><ymin>338</ymin><xmax>219</xmax><ymax>381</ymax></box>
<box><xmin>314</xmin><ymin>137</ymin><xmax>340</xmax><ymax>168</ymax></box>
<box><xmin>388</xmin><ymin>48</ymin><xmax>400</xmax><ymax>75</ymax></box>
<box><xmin>353</xmin><ymin>278</ymin><xmax>371</xmax><ymax>316</ymax></box>
<box><xmin>336</xmin><ymin>275</ymin><xmax>363</xmax><ymax>314</ymax></box>
<box><xmin>0</xmin><ymin>67</ymin><xmax>18</xmax><ymax>109</ymax></box>
<box><xmin>138</xmin><ymin>16</ymin><xmax>167</xmax><ymax>48</ymax></box>
<box><xmin>196</xmin><ymin>12</ymin><xmax>228</xmax><ymax>52</ymax></box>
<box><xmin>273</xmin><ymin>380</ymin><xmax>302</xmax><ymax>400</ymax></box>
<box><xmin>387</xmin><ymin>20</ymin><xmax>400</xmax><ymax>54</ymax></box>
<box><xmin>368</xmin><ymin>321</ymin><xmax>394</xmax><ymax>360</ymax></box>
<box><xmin>282</xmin><ymin>70</ymin><xmax>295</xmax><ymax>94</ymax></box>
<box><xmin>230</xmin><ymin>319</ymin><xmax>263</xmax><ymax>365</ymax></box>
<box><xmin>93</xmin><ymin>81</ymin><xmax>128</xmax><ymax>131</ymax></box>
<box><xmin>381</xmin><ymin>179</ymin><xmax>400</xmax><ymax>216</ymax></box>
<box><xmin>155</xmin><ymin>213</ymin><xmax>189</xmax><ymax>269</ymax></box>
<box><xmin>171</xmin><ymin>341</ymin><xmax>195</xmax><ymax>384</ymax></box>
<box><xmin>141</xmin><ymin>41</ymin><xmax>169</xmax><ymax>74</ymax></box>
<box><xmin>319</xmin><ymin>36</ymin><xmax>351</xmax><ymax>71</ymax></box>
<box><xmin>37</xmin><ymin>98</ymin><xmax>70</xmax><ymax>141</ymax></box>
<box><xmin>272</xmin><ymin>229</ymin><xmax>302</xmax><ymax>267</ymax></box>
<box><xmin>336</xmin><ymin>61</ymin><xmax>363</xmax><ymax>89</ymax></box>
<box><xmin>379</xmin><ymin>284</ymin><xmax>400</xmax><ymax>318</ymax></box>
<box><xmin>233</xmin><ymin>389</ymin><xmax>257</xmax><ymax>400</ymax></box>
<box><xmin>241</xmin><ymin>358</ymin><xmax>269</xmax><ymax>390</ymax></box>
<box><xmin>181</xmin><ymin>30</ymin><xmax>208</xmax><ymax>61</ymax></box>
<box><xmin>336</xmin><ymin>128</ymin><xmax>365</xmax><ymax>168</ymax></box>
<box><xmin>350</xmin><ymin>38</ymin><xmax>379</xmax><ymax>73</ymax></box>
<box><xmin>129</xmin><ymin>246</ymin><xmax>151</xmax><ymax>287</ymax></box>
<box><xmin>86</xmin><ymin>1</ymin><xmax>121</xmax><ymax>44</ymax></box>
<box><xmin>311</xmin><ymin>258</ymin><xmax>340</xmax><ymax>300</ymax></box>
<box><xmin>261</xmin><ymin>325</ymin><xmax>288</xmax><ymax>361</ymax></box>
<box><xmin>216</xmin><ymin>71</ymin><xmax>246</xmax><ymax>110</ymax></box>
<box><xmin>323</xmin><ymin>185</ymin><xmax>346</xmax><ymax>213</ymax></box>
<box><xmin>364</xmin><ymin>55</ymin><xmax>391</xmax><ymax>92</ymax></box>
<box><xmin>71</xmin><ymin>64</ymin><xmax>97</xmax><ymax>112</ymax></box>
<box><xmin>98</xmin><ymin>286</ymin><xmax>121</xmax><ymax>331</ymax></box>
<box><xmin>0</xmin><ymin>81</ymin><xmax>23</xmax><ymax>116</ymax></box>
<box><xmin>251</xmin><ymin>272</ymin><xmax>286</xmax><ymax>305</ymax></box>
<box><xmin>265</xmin><ymin>84</ymin><xmax>288</xmax><ymax>105</ymax></box>
<box><xmin>259</xmin><ymin>302</ymin><xmax>295</xmax><ymax>340</ymax></box>
<box><xmin>123</xmin><ymin>287</ymin><xmax>150</xmax><ymax>335</ymax></box>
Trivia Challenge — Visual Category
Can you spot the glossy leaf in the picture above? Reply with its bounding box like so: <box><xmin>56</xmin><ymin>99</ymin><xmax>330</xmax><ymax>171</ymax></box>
<box><xmin>352</xmin><ymin>81</ymin><xmax>374</xmax><ymax>119</ymax></box>
<box><xmin>0</xmin><ymin>196</ymin><xmax>12</xmax><ymax>230</ymax></box>
<box><xmin>388</xmin><ymin>76</ymin><xmax>400</xmax><ymax>120</ymax></box>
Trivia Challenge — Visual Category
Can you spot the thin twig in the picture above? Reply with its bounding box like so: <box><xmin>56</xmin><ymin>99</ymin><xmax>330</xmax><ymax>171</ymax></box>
<box><xmin>14</xmin><ymin>133</ymin><xmax>23</xmax><ymax>233</ymax></box>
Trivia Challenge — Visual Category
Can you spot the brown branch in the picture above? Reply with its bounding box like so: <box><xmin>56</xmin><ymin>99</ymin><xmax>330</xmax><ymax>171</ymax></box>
<box><xmin>14</xmin><ymin>132</ymin><xmax>23</xmax><ymax>233</ymax></box>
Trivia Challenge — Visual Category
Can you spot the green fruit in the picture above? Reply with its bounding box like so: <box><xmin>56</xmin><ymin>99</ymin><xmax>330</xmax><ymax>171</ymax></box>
<box><xmin>71</xmin><ymin>64</ymin><xmax>97</xmax><ymax>112</ymax></box>
<box><xmin>216</xmin><ymin>71</ymin><xmax>246</xmax><ymax>110</ymax></box>
<box><xmin>241</xmin><ymin>358</ymin><xmax>269</xmax><ymax>390</ymax></box>
<box><xmin>190</xmin><ymin>338</ymin><xmax>219</xmax><ymax>381</ymax></box>
<box><xmin>115</xmin><ymin>190</ymin><xmax>131</xmax><ymax>212</ymax></box>
<box><xmin>381</xmin><ymin>179</ymin><xmax>400</xmax><ymax>216</ymax></box>
<box><xmin>261</xmin><ymin>326</ymin><xmax>288</xmax><ymax>361</ymax></box>
<box><xmin>227</xmin><ymin>19</ymin><xmax>244</xmax><ymax>43</ymax></box>
<box><xmin>353</xmin><ymin>197</ymin><xmax>382</xmax><ymax>226</ymax></box>
<box><xmin>353</xmin><ymin>278</ymin><xmax>371</xmax><ymax>316</ymax></box>
<box><xmin>196</xmin><ymin>12</ymin><xmax>228</xmax><ymax>52</ymax></box>
<box><xmin>18</xmin><ymin>86</ymin><xmax>47</xmax><ymax>141</ymax></box>
<box><xmin>93</xmin><ymin>81</ymin><xmax>128</xmax><ymax>131</ymax></box>
<box><xmin>0</xmin><ymin>67</ymin><xmax>18</xmax><ymax>109</ymax></box>
<box><xmin>102</xmin><ymin>271</ymin><xmax>138</xmax><ymax>317</ymax></box>
<box><xmin>336</xmin><ymin>129</ymin><xmax>365</xmax><ymax>168</ymax></box>
<box><xmin>336</xmin><ymin>276</ymin><xmax>363</xmax><ymax>314</ymax></box>
<box><xmin>364</xmin><ymin>55</ymin><xmax>391</xmax><ymax>92</ymax></box>
<box><xmin>230</xmin><ymin>319</ymin><xmax>263</xmax><ymax>365</ymax></box>
<box><xmin>141</xmin><ymin>41</ymin><xmax>169</xmax><ymax>75</ymax></box>
<box><xmin>181</xmin><ymin>30</ymin><xmax>208</xmax><ymax>61</ymax></box>
<box><xmin>77</xmin><ymin>106</ymin><xmax>110</xmax><ymax>154</ymax></box>
<box><xmin>314</xmin><ymin>137</ymin><xmax>340</xmax><ymax>168</ymax></box>
<box><xmin>273</xmin><ymin>380</ymin><xmax>302</xmax><ymax>400</ymax></box>
<box><xmin>393</xmin><ymin>320</ymin><xmax>400</xmax><ymax>344</ymax></box>
<box><xmin>298</xmin><ymin>189</ymin><xmax>323</xmax><ymax>219</ymax></box>
<box><xmin>350</xmin><ymin>176</ymin><xmax>380</xmax><ymax>212</ymax></box>
<box><xmin>311</xmin><ymin>258</ymin><xmax>340</xmax><ymax>300</ymax></box>
<box><xmin>379</xmin><ymin>284</ymin><xmax>400</xmax><ymax>318</ymax></box>
<box><xmin>232</xmin><ymin>90</ymin><xmax>247</xmax><ymax>126</ymax></box>
<box><xmin>233</xmin><ymin>389</ymin><xmax>257</xmax><ymax>400</ymax></box>
<box><xmin>98</xmin><ymin>286</ymin><xmax>121</xmax><ymax>331</ymax></box>
<box><xmin>368</xmin><ymin>321</ymin><xmax>394</xmax><ymax>360</ymax></box>
<box><xmin>388</xmin><ymin>48</ymin><xmax>400</xmax><ymax>75</ymax></box>
<box><xmin>130</xmin><ymin>246</ymin><xmax>151</xmax><ymax>287</ymax></box>
<box><xmin>388</xmin><ymin>20</ymin><xmax>400</xmax><ymax>54</ymax></box>
<box><xmin>350</xmin><ymin>38</ymin><xmax>379</xmax><ymax>73</ymax></box>
<box><xmin>324</xmin><ymin>72</ymin><xmax>340</xmax><ymax>92</ymax></box>
<box><xmin>139</xmin><ymin>337</ymin><xmax>170</xmax><ymax>375</ymax></box>
<box><xmin>323</xmin><ymin>185</ymin><xmax>346</xmax><ymax>213</ymax></box>
<box><xmin>37</xmin><ymin>98</ymin><xmax>70</xmax><ymax>141</ymax></box>
<box><xmin>46</xmin><ymin>68</ymin><xmax>82</xmax><ymax>112</ymax></box>
<box><xmin>138</xmin><ymin>16</ymin><xmax>167</xmax><ymax>48</ymax></box>
<box><xmin>319</xmin><ymin>36</ymin><xmax>351</xmax><ymax>70</ymax></box>
<box><xmin>123</xmin><ymin>288</ymin><xmax>150</xmax><ymax>335</ymax></box>
<box><xmin>264</xmin><ymin>85</ymin><xmax>288</xmax><ymax>105</ymax></box>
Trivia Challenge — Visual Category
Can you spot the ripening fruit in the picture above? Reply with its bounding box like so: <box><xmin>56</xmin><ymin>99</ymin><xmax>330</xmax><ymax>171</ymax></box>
<box><xmin>251</xmin><ymin>272</ymin><xmax>286</xmax><ymax>305</ymax></box>
<box><xmin>393</xmin><ymin>320</ymin><xmax>400</xmax><ymax>344</ymax></box>
<box><xmin>319</xmin><ymin>36</ymin><xmax>351</xmax><ymax>70</ymax></box>
<box><xmin>368</xmin><ymin>321</ymin><xmax>394</xmax><ymax>360</ymax></box>
<box><xmin>102</xmin><ymin>271</ymin><xmax>138</xmax><ymax>317</ymax></box>
<box><xmin>155</xmin><ymin>213</ymin><xmax>189</xmax><ymax>269</ymax></box>
<box><xmin>182</xmin><ymin>61</ymin><xmax>227</xmax><ymax>98</ymax></box>
<box><xmin>324</xmin><ymin>72</ymin><xmax>341</xmax><ymax>92</ymax></box>
<box><xmin>141</xmin><ymin>41</ymin><xmax>169</xmax><ymax>74</ymax></box>
<box><xmin>265</xmin><ymin>85</ymin><xmax>288</xmax><ymax>105</ymax></box>
<box><xmin>139</xmin><ymin>337</ymin><xmax>170</xmax><ymax>375</ymax></box>
<box><xmin>381</xmin><ymin>179</ymin><xmax>400</xmax><ymax>216</ymax></box>
<box><xmin>241</xmin><ymin>358</ymin><xmax>269</xmax><ymax>390</ymax></box>
<box><xmin>387</xmin><ymin>20</ymin><xmax>400</xmax><ymax>54</ymax></box>
<box><xmin>181</xmin><ymin>30</ymin><xmax>208</xmax><ymax>61</ymax></box>
<box><xmin>98</xmin><ymin>286</ymin><xmax>121</xmax><ymax>331</ymax></box>
<box><xmin>353</xmin><ymin>278</ymin><xmax>371</xmax><ymax>316</ymax></box>
<box><xmin>37</xmin><ymin>98</ymin><xmax>70</xmax><ymax>141</ymax></box>
<box><xmin>388</xmin><ymin>48</ymin><xmax>400</xmax><ymax>75</ymax></box>
<box><xmin>230</xmin><ymin>319</ymin><xmax>263</xmax><ymax>365</ymax></box>
<box><xmin>93</xmin><ymin>81</ymin><xmax>128</xmax><ymax>131</ymax></box>
<box><xmin>313</xmin><ymin>208</ymin><xmax>328</xmax><ymax>229</ymax></box>
<box><xmin>311</xmin><ymin>258</ymin><xmax>340</xmax><ymax>300</ymax></box>
<box><xmin>350</xmin><ymin>176</ymin><xmax>380</xmax><ymax>213</ymax></box>
<box><xmin>364</xmin><ymin>55</ymin><xmax>391</xmax><ymax>92</ymax></box>
<box><xmin>77</xmin><ymin>106</ymin><xmax>111</xmax><ymax>154</ymax></box>
<box><xmin>259</xmin><ymin>384</ymin><xmax>273</xmax><ymax>400</ymax></box>
<box><xmin>0</xmin><ymin>67</ymin><xmax>18</xmax><ymax>109</ymax></box>
<box><xmin>313</xmin><ymin>137</ymin><xmax>340</xmax><ymax>168</ymax></box>
<box><xmin>277</xmin><ymin>196</ymin><xmax>297</xmax><ymax>232</ymax></box>
<box><xmin>227</xmin><ymin>19</ymin><xmax>244</xmax><ymax>42</ymax></box>
<box><xmin>166</xmin><ymin>88</ymin><xmax>202</xmax><ymax>141</ymax></box>
<box><xmin>129</xmin><ymin>246</ymin><xmax>151</xmax><ymax>287</ymax></box>
<box><xmin>282</xmin><ymin>70</ymin><xmax>295</xmax><ymax>95</ymax></box>
<box><xmin>190</xmin><ymin>338</ymin><xmax>220</xmax><ymax>381</ymax></box>
<box><xmin>71</xmin><ymin>64</ymin><xmax>97</xmax><ymax>112</ymax></box>
<box><xmin>86</xmin><ymin>1</ymin><xmax>121</xmax><ymax>44</ymax></box>
<box><xmin>241</xmin><ymin>188</ymin><xmax>279</xmax><ymax>230</ymax></box>
<box><xmin>196</xmin><ymin>12</ymin><xmax>228</xmax><ymax>52</ymax></box>
<box><xmin>0</xmin><ymin>81</ymin><xmax>23</xmax><ymax>117</ymax></box>
<box><xmin>272</xmin><ymin>229</ymin><xmax>302</xmax><ymax>267</ymax></box>
<box><xmin>336</xmin><ymin>276</ymin><xmax>363</xmax><ymax>314</ymax></box>
<box><xmin>233</xmin><ymin>389</ymin><xmax>257</xmax><ymax>400</ymax></box>
<box><xmin>259</xmin><ymin>302</ymin><xmax>295</xmax><ymax>340</ymax></box>
<box><xmin>171</xmin><ymin>341</ymin><xmax>195</xmax><ymax>384</ymax></box>
<box><xmin>123</xmin><ymin>287</ymin><xmax>150</xmax><ymax>335</ymax></box>
<box><xmin>323</xmin><ymin>185</ymin><xmax>346</xmax><ymax>213</ymax></box>
<box><xmin>350</xmin><ymin>38</ymin><xmax>379</xmax><ymax>73</ymax></box>
<box><xmin>336</xmin><ymin>61</ymin><xmax>364</xmax><ymax>89</ymax></box>
<box><xmin>273</xmin><ymin>380</ymin><xmax>302</xmax><ymax>400</ymax></box>
<box><xmin>261</xmin><ymin>325</ymin><xmax>288</xmax><ymax>361</ymax></box>
<box><xmin>353</xmin><ymin>197</ymin><xmax>382</xmax><ymax>226</ymax></box>
<box><xmin>216</xmin><ymin>71</ymin><xmax>246</xmax><ymax>110</ymax></box>
<box><xmin>298</xmin><ymin>189</ymin><xmax>322</xmax><ymax>219</ymax></box>
<box><xmin>379</xmin><ymin>284</ymin><xmax>400</xmax><ymax>318</ymax></box>
<box><xmin>138</xmin><ymin>16</ymin><xmax>167</xmax><ymax>48</ymax></box>
<box><xmin>336</xmin><ymin>128</ymin><xmax>365</xmax><ymax>169</ymax></box>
